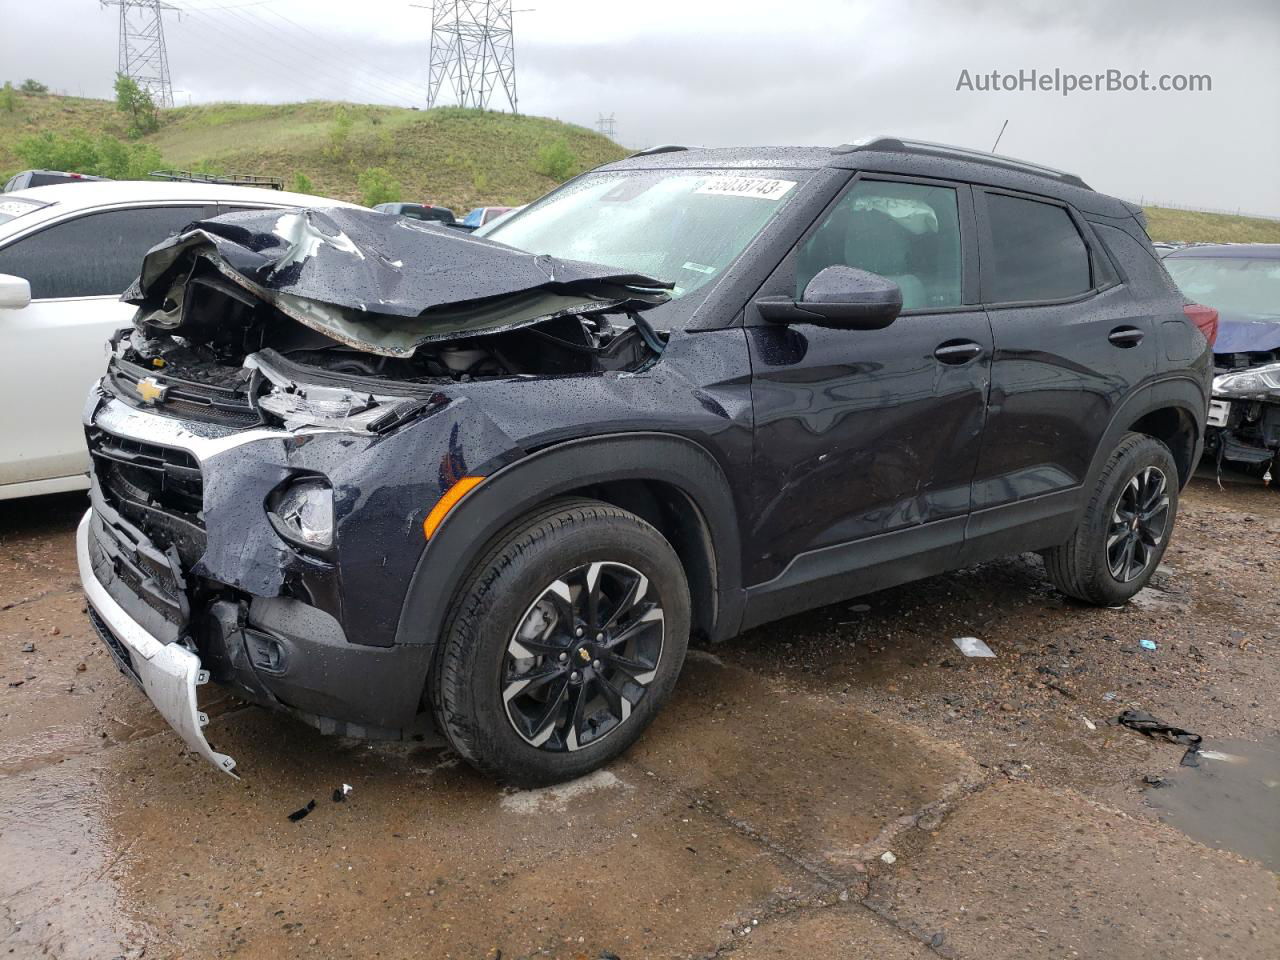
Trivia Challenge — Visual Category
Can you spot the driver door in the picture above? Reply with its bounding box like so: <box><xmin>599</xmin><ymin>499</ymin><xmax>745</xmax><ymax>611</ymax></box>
<box><xmin>741</xmin><ymin>175</ymin><xmax>993</xmax><ymax>624</ymax></box>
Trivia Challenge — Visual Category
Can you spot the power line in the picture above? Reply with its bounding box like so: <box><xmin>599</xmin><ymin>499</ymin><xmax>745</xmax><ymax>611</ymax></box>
<box><xmin>169</xmin><ymin>8</ymin><xmax>370</xmax><ymax>103</ymax></box>
<box><xmin>206</xmin><ymin>4</ymin><xmax>419</xmax><ymax>105</ymax></box>
<box><xmin>101</xmin><ymin>0</ymin><xmax>177</xmax><ymax>108</ymax></box>
<box><xmin>171</xmin><ymin>5</ymin><xmax>418</xmax><ymax>106</ymax></box>
<box><xmin>252</xmin><ymin>5</ymin><xmax>426</xmax><ymax>104</ymax></box>
<box><xmin>596</xmin><ymin>113</ymin><xmax>616</xmax><ymax>139</ymax></box>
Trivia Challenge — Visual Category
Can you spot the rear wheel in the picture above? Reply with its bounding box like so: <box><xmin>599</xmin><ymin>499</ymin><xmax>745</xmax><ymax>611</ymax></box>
<box><xmin>431</xmin><ymin>498</ymin><xmax>690</xmax><ymax>785</ymax></box>
<box><xmin>1043</xmin><ymin>433</ymin><xmax>1178</xmax><ymax>606</ymax></box>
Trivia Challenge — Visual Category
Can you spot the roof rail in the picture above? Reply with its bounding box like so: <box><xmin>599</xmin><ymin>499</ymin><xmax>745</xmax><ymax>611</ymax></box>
<box><xmin>148</xmin><ymin>170</ymin><xmax>285</xmax><ymax>191</ymax></box>
<box><xmin>628</xmin><ymin>144</ymin><xmax>690</xmax><ymax>158</ymax></box>
<box><xmin>831</xmin><ymin>136</ymin><xmax>1091</xmax><ymax>190</ymax></box>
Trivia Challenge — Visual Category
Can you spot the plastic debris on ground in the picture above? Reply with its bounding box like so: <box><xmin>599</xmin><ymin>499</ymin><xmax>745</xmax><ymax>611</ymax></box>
<box><xmin>1082</xmin><ymin>716</ymin><xmax>1097</xmax><ymax>731</ymax></box>
<box><xmin>333</xmin><ymin>783</ymin><xmax>353</xmax><ymax>803</ymax></box>
<box><xmin>1139</xmin><ymin>638</ymin><xmax>1158</xmax><ymax>651</ymax></box>
<box><xmin>288</xmin><ymin>799</ymin><xmax>317</xmax><ymax>822</ymax></box>
<box><xmin>952</xmin><ymin>636</ymin><xmax>995</xmax><ymax>658</ymax></box>
<box><xmin>880</xmin><ymin>851</ymin><xmax>897</xmax><ymax>864</ymax></box>
<box><xmin>1117</xmin><ymin>709</ymin><xmax>1203</xmax><ymax>766</ymax></box>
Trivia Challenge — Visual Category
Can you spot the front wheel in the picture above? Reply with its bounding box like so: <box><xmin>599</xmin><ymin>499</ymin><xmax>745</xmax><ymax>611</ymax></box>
<box><xmin>1043</xmin><ymin>433</ymin><xmax>1179</xmax><ymax>606</ymax></box>
<box><xmin>431</xmin><ymin>498</ymin><xmax>690</xmax><ymax>785</ymax></box>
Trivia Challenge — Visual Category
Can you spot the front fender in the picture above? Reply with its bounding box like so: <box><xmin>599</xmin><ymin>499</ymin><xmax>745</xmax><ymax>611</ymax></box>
<box><xmin>393</xmin><ymin>431</ymin><xmax>746</xmax><ymax>656</ymax></box>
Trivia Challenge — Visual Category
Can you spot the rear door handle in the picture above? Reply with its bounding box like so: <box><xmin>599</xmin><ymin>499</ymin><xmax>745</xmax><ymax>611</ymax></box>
<box><xmin>1108</xmin><ymin>326</ymin><xmax>1145</xmax><ymax>347</ymax></box>
<box><xmin>934</xmin><ymin>340</ymin><xmax>983</xmax><ymax>364</ymax></box>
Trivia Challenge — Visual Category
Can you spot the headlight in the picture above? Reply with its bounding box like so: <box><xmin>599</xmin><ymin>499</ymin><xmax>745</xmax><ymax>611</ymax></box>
<box><xmin>268</xmin><ymin>478</ymin><xmax>334</xmax><ymax>551</ymax></box>
<box><xmin>257</xmin><ymin>384</ymin><xmax>390</xmax><ymax>430</ymax></box>
<box><xmin>1212</xmin><ymin>362</ymin><xmax>1280</xmax><ymax>401</ymax></box>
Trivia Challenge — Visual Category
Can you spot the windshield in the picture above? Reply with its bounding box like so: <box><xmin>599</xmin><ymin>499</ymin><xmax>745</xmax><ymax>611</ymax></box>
<box><xmin>1165</xmin><ymin>256</ymin><xmax>1280</xmax><ymax>319</ymax></box>
<box><xmin>481</xmin><ymin>169</ymin><xmax>806</xmax><ymax>301</ymax></box>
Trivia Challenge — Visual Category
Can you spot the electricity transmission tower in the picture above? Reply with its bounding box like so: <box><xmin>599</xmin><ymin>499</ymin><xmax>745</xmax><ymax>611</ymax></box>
<box><xmin>414</xmin><ymin>1</ymin><xmax>521</xmax><ymax>113</ymax></box>
<box><xmin>100</xmin><ymin>0</ymin><xmax>176</xmax><ymax>108</ymax></box>
<box><xmin>596</xmin><ymin>113</ymin><xmax>617</xmax><ymax>139</ymax></box>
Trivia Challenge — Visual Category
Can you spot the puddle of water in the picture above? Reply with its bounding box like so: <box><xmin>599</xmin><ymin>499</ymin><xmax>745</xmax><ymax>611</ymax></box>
<box><xmin>1144</xmin><ymin>736</ymin><xmax>1280</xmax><ymax>871</ymax></box>
<box><xmin>0</xmin><ymin>757</ymin><xmax>154</xmax><ymax>957</ymax></box>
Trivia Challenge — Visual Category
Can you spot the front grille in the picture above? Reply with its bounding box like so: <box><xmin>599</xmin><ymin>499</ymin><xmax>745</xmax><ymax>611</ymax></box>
<box><xmin>89</xmin><ymin>426</ymin><xmax>204</xmax><ymax>518</ymax></box>
<box><xmin>107</xmin><ymin>362</ymin><xmax>262</xmax><ymax>428</ymax></box>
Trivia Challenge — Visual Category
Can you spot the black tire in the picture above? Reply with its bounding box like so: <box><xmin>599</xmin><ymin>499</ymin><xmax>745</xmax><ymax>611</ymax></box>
<box><xmin>431</xmin><ymin>497</ymin><xmax>690</xmax><ymax>786</ymax></box>
<box><xmin>1043</xmin><ymin>433</ymin><xmax>1179</xmax><ymax>606</ymax></box>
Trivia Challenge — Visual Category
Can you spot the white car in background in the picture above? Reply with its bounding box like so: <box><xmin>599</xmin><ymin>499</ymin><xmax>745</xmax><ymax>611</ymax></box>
<box><xmin>0</xmin><ymin>181</ymin><xmax>359</xmax><ymax>501</ymax></box>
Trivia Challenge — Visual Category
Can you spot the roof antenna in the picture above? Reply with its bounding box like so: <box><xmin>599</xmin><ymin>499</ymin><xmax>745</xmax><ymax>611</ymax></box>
<box><xmin>991</xmin><ymin>119</ymin><xmax>1009</xmax><ymax>154</ymax></box>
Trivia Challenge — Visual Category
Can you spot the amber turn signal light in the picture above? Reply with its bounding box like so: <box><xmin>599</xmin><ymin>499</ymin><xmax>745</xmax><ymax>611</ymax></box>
<box><xmin>422</xmin><ymin>476</ymin><xmax>484</xmax><ymax>539</ymax></box>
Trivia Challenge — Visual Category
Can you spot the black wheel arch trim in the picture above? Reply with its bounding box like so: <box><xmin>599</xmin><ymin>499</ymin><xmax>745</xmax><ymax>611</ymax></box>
<box><xmin>1086</xmin><ymin>375</ymin><xmax>1207</xmax><ymax>494</ymax></box>
<box><xmin>394</xmin><ymin>431</ymin><xmax>746</xmax><ymax>653</ymax></box>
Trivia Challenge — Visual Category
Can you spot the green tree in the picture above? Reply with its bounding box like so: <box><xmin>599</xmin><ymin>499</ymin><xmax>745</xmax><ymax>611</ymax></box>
<box><xmin>14</xmin><ymin>131</ymin><xmax>165</xmax><ymax>180</ymax></box>
<box><xmin>534</xmin><ymin>139</ymin><xmax>576</xmax><ymax>182</ymax></box>
<box><xmin>357</xmin><ymin>167</ymin><xmax>401</xmax><ymax>206</ymax></box>
<box><xmin>326</xmin><ymin>106</ymin><xmax>353</xmax><ymax>159</ymax></box>
<box><xmin>0</xmin><ymin>82</ymin><xmax>16</xmax><ymax>114</ymax></box>
<box><xmin>113</xmin><ymin>73</ymin><xmax>159</xmax><ymax>136</ymax></box>
<box><xmin>19</xmin><ymin>79</ymin><xmax>48</xmax><ymax>95</ymax></box>
<box><xmin>291</xmin><ymin>172</ymin><xmax>315</xmax><ymax>194</ymax></box>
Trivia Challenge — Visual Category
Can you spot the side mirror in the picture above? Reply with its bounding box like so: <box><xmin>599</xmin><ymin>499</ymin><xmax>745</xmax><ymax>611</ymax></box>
<box><xmin>755</xmin><ymin>265</ymin><xmax>902</xmax><ymax>329</ymax></box>
<box><xmin>0</xmin><ymin>273</ymin><xmax>32</xmax><ymax>310</ymax></box>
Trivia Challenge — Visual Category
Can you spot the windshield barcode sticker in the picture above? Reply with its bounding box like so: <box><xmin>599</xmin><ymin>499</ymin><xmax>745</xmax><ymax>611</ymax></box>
<box><xmin>695</xmin><ymin>177</ymin><xmax>797</xmax><ymax>200</ymax></box>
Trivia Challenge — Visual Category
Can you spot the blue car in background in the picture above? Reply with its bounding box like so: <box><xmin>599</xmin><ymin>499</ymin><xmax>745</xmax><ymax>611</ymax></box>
<box><xmin>461</xmin><ymin>205</ymin><xmax>518</xmax><ymax>229</ymax></box>
<box><xmin>1164</xmin><ymin>243</ymin><xmax>1280</xmax><ymax>481</ymax></box>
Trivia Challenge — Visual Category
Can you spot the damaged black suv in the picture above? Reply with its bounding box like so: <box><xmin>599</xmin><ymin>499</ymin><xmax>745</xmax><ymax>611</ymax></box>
<box><xmin>78</xmin><ymin>138</ymin><xmax>1215</xmax><ymax>784</ymax></box>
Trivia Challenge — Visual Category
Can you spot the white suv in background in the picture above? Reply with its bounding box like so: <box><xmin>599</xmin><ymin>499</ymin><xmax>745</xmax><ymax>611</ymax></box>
<box><xmin>0</xmin><ymin>181</ymin><xmax>359</xmax><ymax>501</ymax></box>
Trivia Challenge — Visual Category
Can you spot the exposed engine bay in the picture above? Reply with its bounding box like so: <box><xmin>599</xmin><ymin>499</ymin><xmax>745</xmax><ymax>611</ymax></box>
<box><xmin>107</xmin><ymin>206</ymin><xmax>671</xmax><ymax>431</ymax></box>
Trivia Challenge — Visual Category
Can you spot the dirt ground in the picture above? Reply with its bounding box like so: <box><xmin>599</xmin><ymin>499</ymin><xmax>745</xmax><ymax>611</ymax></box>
<box><xmin>2</xmin><ymin>476</ymin><xmax>1278</xmax><ymax>960</ymax></box>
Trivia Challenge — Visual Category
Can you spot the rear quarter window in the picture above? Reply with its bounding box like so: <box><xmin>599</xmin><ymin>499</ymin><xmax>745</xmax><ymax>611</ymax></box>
<box><xmin>983</xmin><ymin>193</ymin><xmax>1092</xmax><ymax>303</ymax></box>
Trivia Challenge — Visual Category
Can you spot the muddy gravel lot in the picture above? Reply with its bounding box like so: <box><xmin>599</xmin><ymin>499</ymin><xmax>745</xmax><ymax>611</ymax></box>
<box><xmin>2</xmin><ymin>476</ymin><xmax>1278</xmax><ymax>959</ymax></box>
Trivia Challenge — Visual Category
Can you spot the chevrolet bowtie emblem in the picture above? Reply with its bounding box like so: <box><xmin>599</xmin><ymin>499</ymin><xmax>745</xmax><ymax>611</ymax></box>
<box><xmin>136</xmin><ymin>376</ymin><xmax>168</xmax><ymax>405</ymax></box>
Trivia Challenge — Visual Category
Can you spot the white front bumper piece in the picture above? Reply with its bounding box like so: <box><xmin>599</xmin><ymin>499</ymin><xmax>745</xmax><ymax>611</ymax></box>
<box><xmin>76</xmin><ymin>510</ymin><xmax>238</xmax><ymax>777</ymax></box>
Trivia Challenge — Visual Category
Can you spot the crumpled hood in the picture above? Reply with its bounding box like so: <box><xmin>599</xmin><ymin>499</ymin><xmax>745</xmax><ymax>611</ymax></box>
<box><xmin>1214</xmin><ymin>311</ymin><xmax>1280</xmax><ymax>355</ymax></box>
<box><xmin>123</xmin><ymin>206</ymin><xmax>671</xmax><ymax>357</ymax></box>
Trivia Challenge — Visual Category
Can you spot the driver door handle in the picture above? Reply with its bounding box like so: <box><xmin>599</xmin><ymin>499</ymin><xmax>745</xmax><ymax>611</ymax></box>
<box><xmin>934</xmin><ymin>340</ymin><xmax>983</xmax><ymax>364</ymax></box>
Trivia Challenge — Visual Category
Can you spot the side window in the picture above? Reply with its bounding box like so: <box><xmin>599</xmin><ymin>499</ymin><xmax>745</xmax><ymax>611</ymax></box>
<box><xmin>795</xmin><ymin>180</ymin><xmax>963</xmax><ymax>310</ymax></box>
<box><xmin>983</xmin><ymin>193</ymin><xmax>1092</xmax><ymax>303</ymax></box>
<box><xmin>0</xmin><ymin>206</ymin><xmax>205</xmax><ymax>299</ymax></box>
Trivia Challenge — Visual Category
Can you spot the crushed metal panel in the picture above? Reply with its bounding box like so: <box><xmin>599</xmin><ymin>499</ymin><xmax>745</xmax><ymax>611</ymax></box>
<box><xmin>125</xmin><ymin>206</ymin><xmax>672</xmax><ymax>356</ymax></box>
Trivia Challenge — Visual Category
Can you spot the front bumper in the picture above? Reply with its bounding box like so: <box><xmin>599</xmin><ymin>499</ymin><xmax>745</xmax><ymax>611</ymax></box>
<box><xmin>77</xmin><ymin>510</ymin><xmax>238</xmax><ymax>777</ymax></box>
<box><xmin>1205</xmin><ymin>396</ymin><xmax>1280</xmax><ymax>469</ymax></box>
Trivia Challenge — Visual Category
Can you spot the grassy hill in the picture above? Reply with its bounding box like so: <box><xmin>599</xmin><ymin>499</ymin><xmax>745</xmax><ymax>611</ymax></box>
<box><xmin>3</xmin><ymin>92</ymin><xmax>1280</xmax><ymax>241</ymax></box>
<box><xmin>0</xmin><ymin>92</ymin><xmax>626</xmax><ymax>212</ymax></box>
<box><xmin>1142</xmin><ymin>206</ymin><xmax>1280</xmax><ymax>244</ymax></box>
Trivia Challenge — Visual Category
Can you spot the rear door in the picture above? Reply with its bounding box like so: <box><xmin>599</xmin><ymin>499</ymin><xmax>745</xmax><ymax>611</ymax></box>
<box><xmin>743</xmin><ymin>175</ymin><xmax>992</xmax><ymax>614</ymax></box>
<box><xmin>963</xmin><ymin>188</ymin><xmax>1149</xmax><ymax>557</ymax></box>
<box><xmin>0</xmin><ymin>204</ymin><xmax>210</xmax><ymax>488</ymax></box>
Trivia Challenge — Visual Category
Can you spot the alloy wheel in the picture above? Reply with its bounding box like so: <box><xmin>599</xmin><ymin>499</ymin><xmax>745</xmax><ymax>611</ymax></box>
<box><xmin>1106</xmin><ymin>466</ymin><xmax>1170</xmax><ymax>582</ymax></box>
<box><xmin>503</xmin><ymin>561</ymin><xmax>664</xmax><ymax>752</ymax></box>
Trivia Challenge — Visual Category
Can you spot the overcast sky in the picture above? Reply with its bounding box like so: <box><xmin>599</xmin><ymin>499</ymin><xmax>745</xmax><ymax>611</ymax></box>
<box><xmin>3</xmin><ymin>0</ymin><xmax>1277</xmax><ymax>214</ymax></box>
